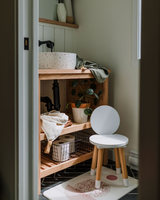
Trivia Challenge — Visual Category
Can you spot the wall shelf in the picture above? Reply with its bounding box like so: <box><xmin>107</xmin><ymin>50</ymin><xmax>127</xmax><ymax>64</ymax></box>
<box><xmin>39</xmin><ymin>18</ymin><xmax>79</xmax><ymax>29</ymax></box>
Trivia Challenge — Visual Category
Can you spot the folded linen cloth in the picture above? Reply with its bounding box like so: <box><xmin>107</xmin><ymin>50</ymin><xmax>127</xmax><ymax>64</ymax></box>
<box><xmin>76</xmin><ymin>55</ymin><xmax>110</xmax><ymax>83</ymax></box>
<box><xmin>40</xmin><ymin>110</ymin><xmax>68</xmax><ymax>141</ymax></box>
<box><xmin>40</xmin><ymin>110</ymin><xmax>68</xmax><ymax>153</ymax></box>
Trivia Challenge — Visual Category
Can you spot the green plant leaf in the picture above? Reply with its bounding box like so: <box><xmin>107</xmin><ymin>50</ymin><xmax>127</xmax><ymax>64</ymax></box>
<box><xmin>98</xmin><ymin>89</ymin><xmax>102</xmax><ymax>96</ymax></box>
<box><xmin>71</xmin><ymin>89</ymin><xmax>76</xmax><ymax>96</ymax></box>
<box><xmin>94</xmin><ymin>93</ymin><xmax>99</xmax><ymax>99</ymax></box>
<box><xmin>90</xmin><ymin>83</ymin><xmax>96</xmax><ymax>90</ymax></box>
<box><xmin>87</xmin><ymin>88</ymin><xmax>94</xmax><ymax>95</ymax></box>
<box><xmin>94</xmin><ymin>98</ymin><xmax>98</xmax><ymax>105</ymax></box>
<box><xmin>72</xmin><ymin>79</ymin><xmax>78</xmax><ymax>87</ymax></box>
<box><xmin>66</xmin><ymin>102</ymin><xmax>71</xmax><ymax>109</ymax></box>
<box><xmin>75</xmin><ymin>100</ymin><xmax>81</xmax><ymax>108</ymax></box>
<box><xmin>90</xmin><ymin>78</ymin><xmax>96</xmax><ymax>82</ymax></box>
<box><xmin>84</xmin><ymin>108</ymin><xmax>93</xmax><ymax>115</ymax></box>
<box><xmin>78</xmin><ymin>92</ymin><xmax>84</xmax><ymax>97</ymax></box>
<box><xmin>81</xmin><ymin>80</ymin><xmax>84</xmax><ymax>85</ymax></box>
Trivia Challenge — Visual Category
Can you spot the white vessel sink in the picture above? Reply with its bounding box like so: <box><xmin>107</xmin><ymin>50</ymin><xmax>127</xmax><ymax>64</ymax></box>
<box><xmin>39</xmin><ymin>52</ymin><xmax>76</xmax><ymax>69</ymax></box>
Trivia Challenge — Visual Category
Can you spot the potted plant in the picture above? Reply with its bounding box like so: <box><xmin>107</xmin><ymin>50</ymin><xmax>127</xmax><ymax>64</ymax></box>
<box><xmin>66</xmin><ymin>78</ymin><xmax>102</xmax><ymax>123</ymax></box>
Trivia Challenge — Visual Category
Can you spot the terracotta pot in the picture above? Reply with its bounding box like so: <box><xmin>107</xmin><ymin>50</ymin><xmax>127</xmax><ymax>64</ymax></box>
<box><xmin>71</xmin><ymin>103</ymin><xmax>90</xmax><ymax>123</ymax></box>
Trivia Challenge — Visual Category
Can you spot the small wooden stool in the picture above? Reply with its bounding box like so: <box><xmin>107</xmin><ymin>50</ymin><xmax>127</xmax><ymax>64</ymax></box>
<box><xmin>89</xmin><ymin>106</ymin><xmax>129</xmax><ymax>188</ymax></box>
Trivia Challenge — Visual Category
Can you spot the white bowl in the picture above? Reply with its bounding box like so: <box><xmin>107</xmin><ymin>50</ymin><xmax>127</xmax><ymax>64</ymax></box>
<box><xmin>39</xmin><ymin>52</ymin><xmax>76</xmax><ymax>69</ymax></box>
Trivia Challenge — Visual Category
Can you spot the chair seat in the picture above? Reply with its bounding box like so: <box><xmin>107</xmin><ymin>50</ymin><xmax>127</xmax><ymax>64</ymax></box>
<box><xmin>89</xmin><ymin>134</ymin><xmax>129</xmax><ymax>148</ymax></box>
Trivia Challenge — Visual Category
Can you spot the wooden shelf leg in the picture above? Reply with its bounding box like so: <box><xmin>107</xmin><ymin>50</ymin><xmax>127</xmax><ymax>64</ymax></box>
<box><xmin>114</xmin><ymin>148</ymin><xmax>121</xmax><ymax>174</ymax></box>
<box><xmin>90</xmin><ymin>145</ymin><xmax>98</xmax><ymax>176</ymax></box>
<box><xmin>118</xmin><ymin>148</ymin><xmax>129</xmax><ymax>186</ymax></box>
<box><xmin>95</xmin><ymin>148</ymin><xmax>104</xmax><ymax>188</ymax></box>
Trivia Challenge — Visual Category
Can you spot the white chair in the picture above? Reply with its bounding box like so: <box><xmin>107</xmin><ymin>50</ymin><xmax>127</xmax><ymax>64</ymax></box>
<box><xmin>89</xmin><ymin>105</ymin><xmax>129</xmax><ymax>188</ymax></box>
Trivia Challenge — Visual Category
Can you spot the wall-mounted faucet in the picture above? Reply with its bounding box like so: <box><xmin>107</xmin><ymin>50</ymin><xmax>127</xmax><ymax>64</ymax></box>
<box><xmin>39</xmin><ymin>40</ymin><xmax>54</xmax><ymax>52</ymax></box>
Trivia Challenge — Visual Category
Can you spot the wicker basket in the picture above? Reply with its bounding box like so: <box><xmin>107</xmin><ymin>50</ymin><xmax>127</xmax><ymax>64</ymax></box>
<box><xmin>41</xmin><ymin>132</ymin><xmax>94</xmax><ymax>162</ymax></box>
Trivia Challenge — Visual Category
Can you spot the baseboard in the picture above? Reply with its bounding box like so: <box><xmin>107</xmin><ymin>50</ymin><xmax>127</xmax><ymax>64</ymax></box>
<box><xmin>108</xmin><ymin>149</ymin><xmax>130</xmax><ymax>167</ymax></box>
<box><xmin>108</xmin><ymin>149</ymin><xmax>139</xmax><ymax>171</ymax></box>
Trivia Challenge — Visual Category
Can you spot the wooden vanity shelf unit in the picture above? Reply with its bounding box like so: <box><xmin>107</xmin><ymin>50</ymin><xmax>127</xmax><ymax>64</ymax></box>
<box><xmin>38</xmin><ymin>69</ymin><xmax>111</xmax><ymax>193</ymax></box>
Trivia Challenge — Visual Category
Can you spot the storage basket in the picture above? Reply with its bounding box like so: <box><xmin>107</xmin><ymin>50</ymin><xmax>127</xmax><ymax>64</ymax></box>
<box><xmin>52</xmin><ymin>139</ymin><xmax>70</xmax><ymax>162</ymax></box>
<box><xmin>41</xmin><ymin>131</ymin><xmax>94</xmax><ymax>162</ymax></box>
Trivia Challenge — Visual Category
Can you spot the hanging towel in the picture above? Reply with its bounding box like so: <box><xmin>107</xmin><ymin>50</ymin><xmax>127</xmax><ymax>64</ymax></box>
<box><xmin>76</xmin><ymin>55</ymin><xmax>110</xmax><ymax>83</ymax></box>
<box><xmin>40</xmin><ymin>110</ymin><xmax>68</xmax><ymax>154</ymax></box>
<box><xmin>40</xmin><ymin>110</ymin><xmax>68</xmax><ymax>141</ymax></box>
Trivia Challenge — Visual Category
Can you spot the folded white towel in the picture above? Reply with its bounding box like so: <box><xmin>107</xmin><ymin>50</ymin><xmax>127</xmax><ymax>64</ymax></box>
<box><xmin>40</xmin><ymin>110</ymin><xmax>68</xmax><ymax>142</ymax></box>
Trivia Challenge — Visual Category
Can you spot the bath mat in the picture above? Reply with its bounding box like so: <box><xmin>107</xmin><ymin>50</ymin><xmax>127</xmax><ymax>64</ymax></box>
<box><xmin>43</xmin><ymin>166</ymin><xmax>138</xmax><ymax>200</ymax></box>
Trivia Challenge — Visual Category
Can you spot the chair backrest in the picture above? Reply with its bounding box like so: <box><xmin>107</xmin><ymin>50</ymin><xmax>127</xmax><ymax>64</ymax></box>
<box><xmin>90</xmin><ymin>105</ymin><xmax>120</xmax><ymax>135</ymax></box>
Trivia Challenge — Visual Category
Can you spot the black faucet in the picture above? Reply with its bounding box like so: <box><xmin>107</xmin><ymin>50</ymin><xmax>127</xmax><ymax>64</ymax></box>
<box><xmin>39</xmin><ymin>40</ymin><xmax>54</xmax><ymax>52</ymax></box>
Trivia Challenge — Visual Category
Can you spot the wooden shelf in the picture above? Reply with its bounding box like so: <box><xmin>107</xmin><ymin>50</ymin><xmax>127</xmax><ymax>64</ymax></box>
<box><xmin>38</xmin><ymin>68</ymin><xmax>111</xmax><ymax>193</ymax></box>
<box><xmin>39</xmin><ymin>18</ymin><xmax>79</xmax><ymax>29</ymax></box>
<box><xmin>39</xmin><ymin>69</ymin><xmax>111</xmax><ymax>80</ymax></box>
<box><xmin>40</xmin><ymin>150</ymin><xmax>93</xmax><ymax>178</ymax></box>
<box><xmin>39</xmin><ymin>69</ymin><xmax>94</xmax><ymax>80</ymax></box>
<box><xmin>40</xmin><ymin>121</ymin><xmax>91</xmax><ymax>141</ymax></box>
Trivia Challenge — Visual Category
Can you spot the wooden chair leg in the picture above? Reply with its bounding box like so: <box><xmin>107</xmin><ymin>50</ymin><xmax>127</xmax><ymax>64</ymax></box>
<box><xmin>118</xmin><ymin>148</ymin><xmax>129</xmax><ymax>186</ymax></box>
<box><xmin>114</xmin><ymin>148</ymin><xmax>121</xmax><ymax>174</ymax></box>
<box><xmin>95</xmin><ymin>148</ymin><xmax>104</xmax><ymax>188</ymax></box>
<box><xmin>90</xmin><ymin>145</ymin><xmax>98</xmax><ymax>175</ymax></box>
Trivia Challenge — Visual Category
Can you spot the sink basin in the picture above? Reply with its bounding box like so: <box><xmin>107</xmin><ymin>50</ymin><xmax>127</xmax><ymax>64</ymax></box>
<box><xmin>39</xmin><ymin>52</ymin><xmax>76</xmax><ymax>69</ymax></box>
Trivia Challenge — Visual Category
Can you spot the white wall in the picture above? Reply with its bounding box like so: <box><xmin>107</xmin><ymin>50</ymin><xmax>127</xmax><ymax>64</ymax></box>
<box><xmin>39</xmin><ymin>0</ymin><xmax>58</xmax><ymax>21</ymax></box>
<box><xmin>73</xmin><ymin>0</ymin><xmax>140</xmax><ymax>155</ymax></box>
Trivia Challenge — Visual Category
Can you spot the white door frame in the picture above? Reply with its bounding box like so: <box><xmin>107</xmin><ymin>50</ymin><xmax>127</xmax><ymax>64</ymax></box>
<box><xmin>0</xmin><ymin>0</ymin><xmax>39</xmax><ymax>199</ymax></box>
<box><xmin>18</xmin><ymin>0</ymin><xmax>39</xmax><ymax>199</ymax></box>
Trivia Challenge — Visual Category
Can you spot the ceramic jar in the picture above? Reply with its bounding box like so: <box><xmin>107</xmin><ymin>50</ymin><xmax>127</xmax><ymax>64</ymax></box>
<box><xmin>57</xmin><ymin>3</ymin><xmax>66</xmax><ymax>23</ymax></box>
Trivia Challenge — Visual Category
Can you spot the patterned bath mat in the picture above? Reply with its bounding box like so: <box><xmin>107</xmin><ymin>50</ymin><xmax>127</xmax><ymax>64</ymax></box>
<box><xmin>43</xmin><ymin>166</ymin><xmax>138</xmax><ymax>200</ymax></box>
